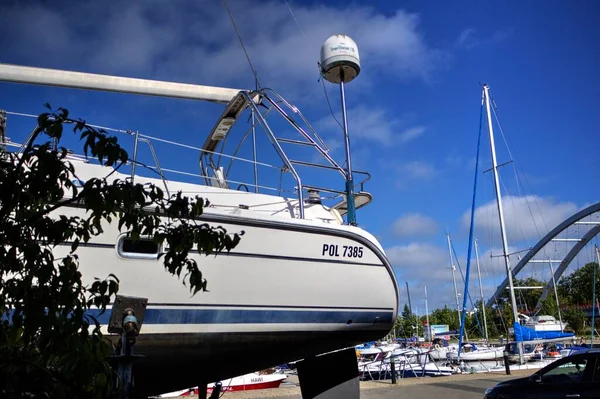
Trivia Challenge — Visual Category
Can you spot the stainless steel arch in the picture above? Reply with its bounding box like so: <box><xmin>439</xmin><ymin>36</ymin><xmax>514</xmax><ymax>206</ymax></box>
<box><xmin>533</xmin><ymin>224</ymin><xmax>600</xmax><ymax>312</ymax></box>
<box><xmin>486</xmin><ymin>201</ymin><xmax>600</xmax><ymax>308</ymax></box>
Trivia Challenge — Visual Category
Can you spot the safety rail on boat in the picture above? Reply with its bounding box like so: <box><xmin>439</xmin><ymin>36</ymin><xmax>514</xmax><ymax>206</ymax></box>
<box><xmin>5</xmin><ymin>114</ymin><xmax>173</xmax><ymax>198</ymax></box>
<box><xmin>197</xmin><ymin>88</ymin><xmax>372</xmax><ymax>220</ymax></box>
<box><xmin>0</xmin><ymin>64</ymin><xmax>375</xmax><ymax>223</ymax></box>
<box><xmin>1</xmin><ymin>87</ymin><xmax>373</xmax><ymax>222</ymax></box>
<box><xmin>358</xmin><ymin>350</ymin><xmax>444</xmax><ymax>381</ymax></box>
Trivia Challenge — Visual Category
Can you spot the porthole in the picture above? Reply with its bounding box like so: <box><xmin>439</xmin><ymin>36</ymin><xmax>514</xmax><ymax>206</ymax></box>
<box><xmin>117</xmin><ymin>235</ymin><xmax>161</xmax><ymax>260</ymax></box>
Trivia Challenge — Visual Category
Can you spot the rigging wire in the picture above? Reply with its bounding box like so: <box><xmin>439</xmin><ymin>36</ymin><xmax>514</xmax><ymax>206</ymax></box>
<box><xmin>481</xmin><ymin>254</ymin><xmax>510</xmax><ymax>335</ymax></box>
<box><xmin>317</xmin><ymin>66</ymin><xmax>345</xmax><ymax>169</ymax></box>
<box><xmin>491</xmin><ymin>103</ymin><xmax>542</xmax><ymax>256</ymax></box>
<box><xmin>221</xmin><ymin>0</ymin><xmax>261</xmax><ymax>90</ymax></box>
<box><xmin>284</xmin><ymin>0</ymin><xmax>305</xmax><ymax>37</ymax></box>
<box><xmin>458</xmin><ymin>100</ymin><xmax>485</xmax><ymax>351</ymax></box>
<box><xmin>319</xmin><ymin>67</ymin><xmax>344</xmax><ymax>132</ymax></box>
<box><xmin>450</xmin><ymin>240</ymin><xmax>485</xmax><ymax>337</ymax></box>
<box><xmin>491</xmin><ymin>103</ymin><xmax>550</xmax><ymax>242</ymax></box>
<box><xmin>498</xmin><ymin>174</ymin><xmax>530</xmax><ymax>251</ymax></box>
<box><xmin>490</xmin><ymin>97</ymin><xmax>559</xmax><ymax>292</ymax></box>
<box><xmin>480</xmin><ymin>97</ymin><xmax>510</xmax><ymax>336</ymax></box>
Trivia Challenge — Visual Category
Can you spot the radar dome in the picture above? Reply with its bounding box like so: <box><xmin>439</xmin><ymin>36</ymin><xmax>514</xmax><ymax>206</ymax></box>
<box><xmin>320</xmin><ymin>34</ymin><xmax>360</xmax><ymax>84</ymax></box>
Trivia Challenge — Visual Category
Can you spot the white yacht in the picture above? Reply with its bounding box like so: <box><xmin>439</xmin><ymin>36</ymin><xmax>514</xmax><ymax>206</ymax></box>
<box><xmin>520</xmin><ymin>314</ymin><xmax>568</xmax><ymax>332</ymax></box>
<box><xmin>0</xmin><ymin>62</ymin><xmax>399</xmax><ymax>396</ymax></box>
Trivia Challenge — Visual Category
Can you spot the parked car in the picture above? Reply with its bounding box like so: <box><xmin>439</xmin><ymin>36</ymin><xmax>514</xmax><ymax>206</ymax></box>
<box><xmin>484</xmin><ymin>349</ymin><xmax>600</xmax><ymax>399</ymax></box>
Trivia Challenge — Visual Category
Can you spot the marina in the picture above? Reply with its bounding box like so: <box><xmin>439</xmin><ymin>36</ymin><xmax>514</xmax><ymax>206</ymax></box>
<box><xmin>0</xmin><ymin>2</ymin><xmax>599</xmax><ymax>398</ymax></box>
<box><xmin>1</xmin><ymin>36</ymin><xmax>599</xmax><ymax>399</ymax></box>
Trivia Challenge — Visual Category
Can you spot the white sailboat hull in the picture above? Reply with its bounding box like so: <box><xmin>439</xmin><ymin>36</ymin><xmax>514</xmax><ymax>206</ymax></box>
<box><xmin>48</xmin><ymin>163</ymin><xmax>399</xmax><ymax>395</ymax></box>
<box><xmin>447</xmin><ymin>348</ymin><xmax>504</xmax><ymax>361</ymax></box>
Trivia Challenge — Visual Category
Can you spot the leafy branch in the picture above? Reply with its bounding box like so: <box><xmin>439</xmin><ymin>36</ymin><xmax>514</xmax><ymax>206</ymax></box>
<box><xmin>0</xmin><ymin>105</ymin><xmax>242</xmax><ymax>398</ymax></box>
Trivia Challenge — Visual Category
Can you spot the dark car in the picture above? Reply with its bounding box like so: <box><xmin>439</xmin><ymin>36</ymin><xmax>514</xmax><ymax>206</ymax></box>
<box><xmin>484</xmin><ymin>349</ymin><xmax>600</xmax><ymax>399</ymax></box>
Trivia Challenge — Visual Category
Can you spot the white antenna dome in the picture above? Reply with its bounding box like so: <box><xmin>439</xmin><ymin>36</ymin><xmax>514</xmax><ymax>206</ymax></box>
<box><xmin>320</xmin><ymin>34</ymin><xmax>360</xmax><ymax>84</ymax></box>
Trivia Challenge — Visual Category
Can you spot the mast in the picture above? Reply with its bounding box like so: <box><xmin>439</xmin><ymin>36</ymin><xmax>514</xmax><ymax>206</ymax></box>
<box><xmin>548</xmin><ymin>258</ymin><xmax>564</xmax><ymax>332</ymax></box>
<box><xmin>339</xmin><ymin>75</ymin><xmax>357</xmax><ymax>225</ymax></box>
<box><xmin>406</xmin><ymin>281</ymin><xmax>415</xmax><ymax>337</ymax></box>
<box><xmin>593</xmin><ymin>245</ymin><xmax>599</xmax><ymax>346</ymax></box>
<box><xmin>446</xmin><ymin>233</ymin><xmax>462</xmax><ymax>327</ymax></box>
<box><xmin>425</xmin><ymin>286</ymin><xmax>431</xmax><ymax>341</ymax></box>
<box><xmin>482</xmin><ymin>84</ymin><xmax>523</xmax><ymax>364</ymax></box>
<box><xmin>474</xmin><ymin>239</ymin><xmax>489</xmax><ymax>342</ymax></box>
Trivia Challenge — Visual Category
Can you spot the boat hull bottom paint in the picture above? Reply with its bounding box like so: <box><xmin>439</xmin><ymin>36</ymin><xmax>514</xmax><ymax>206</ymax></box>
<box><xmin>127</xmin><ymin>330</ymin><xmax>385</xmax><ymax>397</ymax></box>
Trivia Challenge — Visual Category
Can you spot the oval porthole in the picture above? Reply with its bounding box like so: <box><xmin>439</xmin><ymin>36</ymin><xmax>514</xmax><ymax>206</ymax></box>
<box><xmin>117</xmin><ymin>235</ymin><xmax>161</xmax><ymax>260</ymax></box>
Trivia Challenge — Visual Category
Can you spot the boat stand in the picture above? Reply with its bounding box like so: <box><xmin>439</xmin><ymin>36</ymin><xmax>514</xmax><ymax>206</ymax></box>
<box><xmin>107</xmin><ymin>295</ymin><xmax>148</xmax><ymax>399</ymax></box>
<box><xmin>297</xmin><ymin>348</ymin><xmax>360</xmax><ymax>399</ymax></box>
<box><xmin>193</xmin><ymin>380</ymin><xmax>222</xmax><ymax>398</ymax></box>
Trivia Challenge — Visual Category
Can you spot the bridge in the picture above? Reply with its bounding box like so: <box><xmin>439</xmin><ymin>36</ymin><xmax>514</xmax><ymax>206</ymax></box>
<box><xmin>486</xmin><ymin>201</ymin><xmax>600</xmax><ymax>312</ymax></box>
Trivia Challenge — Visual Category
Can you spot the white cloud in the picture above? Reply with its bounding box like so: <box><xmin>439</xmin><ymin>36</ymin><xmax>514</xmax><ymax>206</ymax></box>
<box><xmin>454</xmin><ymin>27</ymin><xmax>513</xmax><ymax>50</ymax></box>
<box><xmin>398</xmin><ymin>126</ymin><xmax>426</xmax><ymax>144</ymax></box>
<box><xmin>455</xmin><ymin>28</ymin><xmax>479</xmax><ymax>50</ymax></box>
<box><xmin>392</xmin><ymin>213</ymin><xmax>439</xmax><ymax>238</ymax></box>
<box><xmin>387</xmin><ymin>243</ymin><xmax>449</xmax><ymax>280</ymax></box>
<box><xmin>386</xmin><ymin>242</ymin><xmax>462</xmax><ymax>309</ymax></box>
<box><xmin>396</xmin><ymin>161</ymin><xmax>437</xmax><ymax>180</ymax></box>
<box><xmin>317</xmin><ymin>106</ymin><xmax>391</xmax><ymax>146</ymax></box>
<box><xmin>316</xmin><ymin>106</ymin><xmax>426</xmax><ymax>147</ymax></box>
<box><xmin>0</xmin><ymin>1</ymin><xmax>447</xmax><ymax>94</ymax></box>
<box><xmin>444</xmin><ymin>153</ymin><xmax>476</xmax><ymax>170</ymax></box>
<box><xmin>378</xmin><ymin>160</ymin><xmax>438</xmax><ymax>189</ymax></box>
<box><xmin>462</xmin><ymin>195</ymin><xmax>579</xmax><ymax>245</ymax></box>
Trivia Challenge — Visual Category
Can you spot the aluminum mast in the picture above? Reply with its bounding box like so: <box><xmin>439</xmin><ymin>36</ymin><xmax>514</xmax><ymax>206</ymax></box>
<box><xmin>446</xmin><ymin>233</ymin><xmax>462</xmax><ymax>327</ymax></box>
<box><xmin>482</xmin><ymin>84</ymin><xmax>523</xmax><ymax>364</ymax></box>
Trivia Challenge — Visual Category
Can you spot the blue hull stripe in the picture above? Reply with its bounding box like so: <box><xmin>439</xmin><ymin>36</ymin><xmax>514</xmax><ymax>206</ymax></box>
<box><xmin>88</xmin><ymin>308</ymin><xmax>394</xmax><ymax>325</ymax></box>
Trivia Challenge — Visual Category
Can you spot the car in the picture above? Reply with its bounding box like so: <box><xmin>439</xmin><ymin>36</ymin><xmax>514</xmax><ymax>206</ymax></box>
<box><xmin>484</xmin><ymin>349</ymin><xmax>600</xmax><ymax>399</ymax></box>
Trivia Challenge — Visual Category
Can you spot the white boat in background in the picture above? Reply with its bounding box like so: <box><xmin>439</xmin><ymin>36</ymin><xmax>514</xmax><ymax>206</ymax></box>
<box><xmin>446</xmin><ymin>343</ymin><xmax>504</xmax><ymax>361</ymax></box>
<box><xmin>505</xmin><ymin>342</ymin><xmax>536</xmax><ymax>363</ymax></box>
<box><xmin>429</xmin><ymin>343</ymin><xmax>459</xmax><ymax>360</ymax></box>
<box><xmin>356</xmin><ymin>344</ymin><xmax>401</xmax><ymax>361</ymax></box>
<box><xmin>520</xmin><ymin>314</ymin><xmax>568</xmax><ymax>332</ymax></box>
<box><xmin>0</xmin><ymin>61</ymin><xmax>399</xmax><ymax>396</ymax></box>
<box><xmin>357</xmin><ymin>345</ymin><xmax>454</xmax><ymax>379</ymax></box>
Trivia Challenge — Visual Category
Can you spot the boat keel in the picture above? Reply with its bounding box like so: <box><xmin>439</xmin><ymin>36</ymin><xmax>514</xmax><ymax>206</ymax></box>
<box><xmin>297</xmin><ymin>348</ymin><xmax>360</xmax><ymax>399</ymax></box>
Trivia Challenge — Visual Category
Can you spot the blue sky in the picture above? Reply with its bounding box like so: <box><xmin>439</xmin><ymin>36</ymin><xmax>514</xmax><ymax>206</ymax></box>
<box><xmin>1</xmin><ymin>0</ymin><xmax>599</xmax><ymax>312</ymax></box>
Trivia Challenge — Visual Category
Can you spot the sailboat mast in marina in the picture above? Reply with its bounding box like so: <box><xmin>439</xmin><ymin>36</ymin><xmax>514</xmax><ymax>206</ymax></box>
<box><xmin>482</xmin><ymin>84</ymin><xmax>524</xmax><ymax>364</ymax></box>
<box><xmin>446</xmin><ymin>233</ymin><xmax>462</xmax><ymax>327</ymax></box>
<box><xmin>425</xmin><ymin>285</ymin><xmax>431</xmax><ymax>341</ymax></box>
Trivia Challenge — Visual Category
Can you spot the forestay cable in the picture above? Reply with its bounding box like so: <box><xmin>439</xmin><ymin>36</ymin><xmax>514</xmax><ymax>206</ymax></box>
<box><xmin>221</xmin><ymin>0</ymin><xmax>261</xmax><ymax>90</ymax></box>
<box><xmin>458</xmin><ymin>95</ymin><xmax>484</xmax><ymax>356</ymax></box>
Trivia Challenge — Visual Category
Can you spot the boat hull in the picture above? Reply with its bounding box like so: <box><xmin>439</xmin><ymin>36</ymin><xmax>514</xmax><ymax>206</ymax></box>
<box><xmin>53</xmin><ymin>206</ymin><xmax>398</xmax><ymax>396</ymax></box>
<box><xmin>159</xmin><ymin>372</ymin><xmax>287</xmax><ymax>397</ymax></box>
<box><xmin>447</xmin><ymin>349</ymin><xmax>503</xmax><ymax>361</ymax></box>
